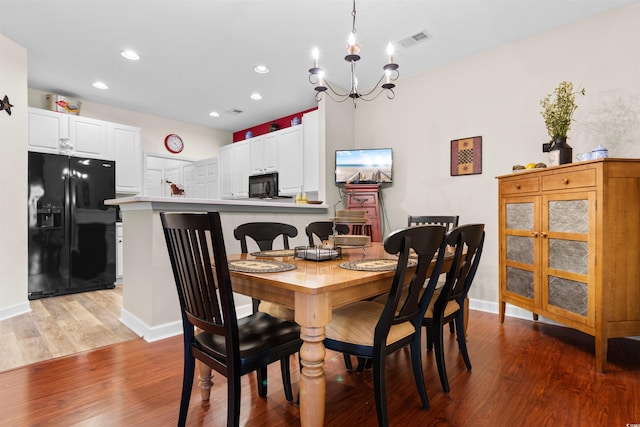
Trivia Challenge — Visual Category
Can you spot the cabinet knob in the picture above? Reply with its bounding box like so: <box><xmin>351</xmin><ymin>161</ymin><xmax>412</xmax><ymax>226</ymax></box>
<box><xmin>514</xmin><ymin>184</ymin><xmax>521</xmax><ymax>190</ymax></box>
<box><xmin>561</xmin><ymin>178</ymin><xmax>569</xmax><ymax>185</ymax></box>
<box><xmin>531</xmin><ymin>232</ymin><xmax>538</xmax><ymax>237</ymax></box>
<box><xmin>541</xmin><ymin>232</ymin><xmax>548</xmax><ymax>238</ymax></box>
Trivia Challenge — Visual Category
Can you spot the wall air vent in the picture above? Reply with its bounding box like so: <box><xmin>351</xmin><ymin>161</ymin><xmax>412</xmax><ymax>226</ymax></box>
<box><xmin>398</xmin><ymin>30</ymin><xmax>432</xmax><ymax>48</ymax></box>
<box><xmin>225</xmin><ymin>108</ymin><xmax>243</xmax><ymax>115</ymax></box>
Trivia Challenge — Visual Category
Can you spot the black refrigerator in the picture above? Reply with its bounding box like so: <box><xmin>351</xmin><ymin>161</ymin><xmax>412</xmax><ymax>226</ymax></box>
<box><xmin>28</xmin><ymin>152</ymin><xmax>117</xmax><ymax>299</ymax></box>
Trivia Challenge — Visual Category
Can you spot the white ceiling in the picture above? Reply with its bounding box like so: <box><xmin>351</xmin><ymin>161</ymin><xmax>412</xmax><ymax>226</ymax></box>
<box><xmin>0</xmin><ymin>0</ymin><xmax>635</xmax><ymax>132</ymax></box>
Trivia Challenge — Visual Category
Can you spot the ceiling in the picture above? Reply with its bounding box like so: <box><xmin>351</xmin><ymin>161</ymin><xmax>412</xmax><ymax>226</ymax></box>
<box><xmin>1</xmin><ymin>0</ymin><xmax>635</xmax><ymax>132</ymax></box>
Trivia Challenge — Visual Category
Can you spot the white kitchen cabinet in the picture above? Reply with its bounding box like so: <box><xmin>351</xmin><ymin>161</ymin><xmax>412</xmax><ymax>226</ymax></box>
<box><xmin>111</xmin><ymin>123</ymin><xmax>142</xmax><ymax>194</ymax></box>
<box><xmin>28</xmin><ymin>107</ymin><xmax>70</xmax><ymax>154</ymax></box>
<box><xmin>28</xmin><ymin>108</ymin><xmax>142</xmax><ymax>194</ymax></box>
<box><xmin>220</xmin><ymin>140</ymin><xmax>250</xmax><ymax>199</ymax></box>
<box><xmin>116</xmin><ymin>223</ymin><xmax>123</xmax><ymax>280</ymax></box>
<box><xmin>302</xmin><ymin>110</ymin><xmax>319</xmax><ymax>192</ymax></box>
<box><xmin>69</xmin><ymin>115</ymin><xmax>109</xmax><ymax>159</ymax></box>
<box><xmin>277</xmin><ymin>125</ymin><xmax>304</xmax><ymax>195</ymax></box>
<box><xmin>29</xmin><ymin>108</ymin><xmax>110</xmax><ymax>158</ymax></box>
<box><xmin>250</xmin><ymin>133</ymin><xmax>278</xmax><ymax>175</ymax></box>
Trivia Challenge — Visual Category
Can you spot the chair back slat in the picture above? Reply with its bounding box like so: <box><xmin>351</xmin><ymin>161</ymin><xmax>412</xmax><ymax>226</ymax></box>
<box><xmin>376</xmin><ymin>225</ymin><xmax>447</xmax><ymax>342</ymax></box>
<box><xmin>434</xmin><ymin>224</ymin><xmax>485</xmax><ymax>313</ymax></box>
<box><xmin>408</xmin><ymin>215</ymin><xmax>459</xmax><ymax>232</ymax></box>
<box><xmin>161</xmin><ymin>212</ymin><xmax>238</xmax><ymax>344</ymax></box>
<box><xmin>233</xmin><ymin>222</ymin><xmax>298</xmax><ymax>253</ymax></box>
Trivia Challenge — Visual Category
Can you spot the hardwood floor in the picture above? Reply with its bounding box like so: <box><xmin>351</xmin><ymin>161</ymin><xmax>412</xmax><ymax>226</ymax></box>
<box><xmin>0</xmin><ymin>285</ymin><xmax>138</xmax><ymax>372</ymax></box>
<box><xmin>1</xmin><ymin>310</ymin><xmax>639</xmax><ymax>426</ymax></box>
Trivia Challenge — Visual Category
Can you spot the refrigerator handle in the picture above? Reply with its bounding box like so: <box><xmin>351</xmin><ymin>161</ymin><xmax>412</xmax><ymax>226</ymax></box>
<box><xmin>67</xmin><ymin>172</ymin><xmax>75</xmax><ymax>246</ymax></box>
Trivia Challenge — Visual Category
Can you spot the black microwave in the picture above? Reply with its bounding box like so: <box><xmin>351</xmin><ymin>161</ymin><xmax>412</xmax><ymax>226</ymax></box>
<box><xmin>249</xmin><ymin>172</ymin><xmax>279</xmax><ymax>198</ymax></box>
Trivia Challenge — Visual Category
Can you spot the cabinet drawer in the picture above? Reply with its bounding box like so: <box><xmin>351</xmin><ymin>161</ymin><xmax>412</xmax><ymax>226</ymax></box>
<box><xmin>542</xmin><ymin>168</ymin><xmax>596</xmax><ymax>191</ymax></box>
<box><xmin>500</xmin><ymin>176</ymin><xmax>539</xmax><ymax>195</ymax></box>
<box><xmin>348</xmin><ymin>193</ymin><xmax>377</xmax><ymax>206</ymax></box>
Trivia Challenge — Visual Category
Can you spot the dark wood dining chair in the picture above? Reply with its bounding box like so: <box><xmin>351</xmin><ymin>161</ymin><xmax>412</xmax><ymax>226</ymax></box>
<box><xmin>324</xmin><ymin>224</ymin><xmax>448</xmax><ymax>427</ymax></box>
<box><xmin>408</xmin><ymin>215</ymin><xmax>460</xmax><ymax>333</ymax></box>
<box><xmin>233</xmin><ymin>221</ymin><xmax>299</xmax><ymax>397</ymax></box>
<box><xmin>233</xmin><ymin>222</ymin><xmax>298</xmax><ymax>254</ymax></box>
<box><xmin>305</xmin><ymin>221</ymin><xmax>350</xmax><ymax>246</ymax></box>
<box><xmin>408</xmin><ymin>215</ymin><xmax>459</xmax><ymax>231</ymax></box>
<box><xmin>160</xmin><ymin>212</ymin><xmax>302</xmax><ymax>427</ymax></box>
<box><xmin>233</xmin><ymin>221</ymin><xmax>298</xmax><ymax>314</ymax></box>
<box><xmin>423</xmin><ymin>223</ymin><xmax>485</xmax><ymax>393</ymax></box>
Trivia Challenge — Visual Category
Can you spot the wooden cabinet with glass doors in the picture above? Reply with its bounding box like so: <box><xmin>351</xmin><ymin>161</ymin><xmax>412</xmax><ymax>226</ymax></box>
<box><xmin>497</xmin><ymin>159</ymin><xmax>640</xmax><ymax>372</ymax></box>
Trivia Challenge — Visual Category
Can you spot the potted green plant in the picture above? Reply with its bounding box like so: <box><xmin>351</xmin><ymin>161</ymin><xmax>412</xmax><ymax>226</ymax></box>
<box><xmin>540</xmin><ymin>81</ymin><xmax>585</xmax><ymax>165</ymax></box>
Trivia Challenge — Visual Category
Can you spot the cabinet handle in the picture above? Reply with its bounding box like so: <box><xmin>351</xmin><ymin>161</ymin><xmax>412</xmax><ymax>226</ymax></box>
<box><xmin>514</xmin><ymin>184</ymin><xmax>521</xmax><ymax>190</ymax></box>
<box><xmin>561</xmin><ymin>178</ymin><xmax>569</xmax><ymax>185</ymax></box>
<box><xmin>531</xmin><ymin>232</ymin><xmax>538</xmax><ymax>237</ymax></box>
<box><xmin>541</xmin><ymin>232</ymin><xmax>547</xmax><ymax>238</ymax></box>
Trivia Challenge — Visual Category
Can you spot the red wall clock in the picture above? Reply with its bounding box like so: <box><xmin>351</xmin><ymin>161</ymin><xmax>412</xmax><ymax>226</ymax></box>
<box><xmin>164</xmin><ymin>134</ymin><xmax>184</xmax><ymax>153</ymax></box>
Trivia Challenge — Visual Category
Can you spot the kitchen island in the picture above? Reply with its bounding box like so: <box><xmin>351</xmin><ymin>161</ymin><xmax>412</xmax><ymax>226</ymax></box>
<box><xmin>105</xmin><ymin>196</ymin><xmax>328</xmax><ymax>341</ymax></box>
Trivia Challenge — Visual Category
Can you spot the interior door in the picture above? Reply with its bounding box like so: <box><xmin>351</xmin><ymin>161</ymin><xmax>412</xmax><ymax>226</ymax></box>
<box><xmin>145</xmin><ymin>168</ymin><xmax>164</xmax><ymax>197</ymax></box>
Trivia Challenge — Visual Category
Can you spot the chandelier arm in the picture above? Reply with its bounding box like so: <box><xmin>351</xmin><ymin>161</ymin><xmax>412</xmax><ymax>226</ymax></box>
<box><xmin>318</xmin><ymin>90</ymin><xmax>354</xmax><ymax>104</ymax></box>
<box><xmin>357</xmin><ymin>74</ymin><xmax>388</xmax><ymax>98</ymax></box>
<box><xmin>323</xmin><ymin>79</ymin><xmax>352</xmax><ymax>98</ymax></box>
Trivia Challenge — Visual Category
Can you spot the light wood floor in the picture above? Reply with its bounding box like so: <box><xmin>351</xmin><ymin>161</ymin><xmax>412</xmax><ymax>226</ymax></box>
<box><xmin>1</xmin><ymin>310</ymin><xmax>639</xmax><ymax>426</ymax></box>
<box><xmin>0</xmin><ymin>285</ymin><xmax>138</xmax><ymax>372</ymax></box>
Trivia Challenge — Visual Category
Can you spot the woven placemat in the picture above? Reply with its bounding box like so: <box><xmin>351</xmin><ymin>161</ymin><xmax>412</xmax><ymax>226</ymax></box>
<box><xmin>228</xmin><ymin>259</ymin><xmax>296</xmax><ymax>273</ymax></box>
<box><xmin>250</xmin><ymin>249</ymin><xmax>296</xmax><ymax>257</ymax></box>
<box><xmin>338</xmin><ymin>258</ymin><xmax>417</xmax><ymax>272</ymax></box>
<box><xmin>409</xmin><ymin>251</ymin><xmax>455</xmax><ymax>259</ymax></box>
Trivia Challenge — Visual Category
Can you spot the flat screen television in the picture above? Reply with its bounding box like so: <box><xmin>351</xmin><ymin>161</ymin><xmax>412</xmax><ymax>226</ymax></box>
<box><xmin>335</xmin><ymin>148</ymin><xmax>393</xmax><ymax>184</ymax></box>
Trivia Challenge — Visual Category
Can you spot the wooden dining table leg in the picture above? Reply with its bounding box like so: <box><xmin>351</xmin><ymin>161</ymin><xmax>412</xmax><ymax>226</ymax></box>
<box><xmin>296</xmin><ymin>292</ymin><xmax>332</xmax><ymax>427</ymax></box>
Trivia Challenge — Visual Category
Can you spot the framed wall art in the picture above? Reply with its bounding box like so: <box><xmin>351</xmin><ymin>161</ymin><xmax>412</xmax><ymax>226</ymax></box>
<box><xmin>450</xmin><ymin>136</ymin><xmax>482</xmax><ymax>176</ymax></box>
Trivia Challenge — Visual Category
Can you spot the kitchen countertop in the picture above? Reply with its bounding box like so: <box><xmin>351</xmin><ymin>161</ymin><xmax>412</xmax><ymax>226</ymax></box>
<box><xmin>105</xmin><ymin>196</ymin><xmax>328</xmax><ymax>213</ymax></box>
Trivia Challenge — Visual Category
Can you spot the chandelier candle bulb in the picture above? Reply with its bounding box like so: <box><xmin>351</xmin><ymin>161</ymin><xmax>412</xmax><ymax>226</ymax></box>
<box><xmin>312</xmin><ymin>47</ymin><xmax>319</xmax><ymax>68</ymax></box>
<box><xmin>387</xmin><ymin>43</ymin><xmax>394</xmax><ymax>64</ymax></box>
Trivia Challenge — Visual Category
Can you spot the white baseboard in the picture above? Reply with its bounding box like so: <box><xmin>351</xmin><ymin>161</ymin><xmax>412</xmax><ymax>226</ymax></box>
<box><xmin>120</xmin><ymin>299</ymin><xmax>640</xmax><ymax>343</ymax></box>
<box><xmin>0</xmin><ymin>300</ymin><xmax>31</xmax><ymax>321</ymax></box>
<box><xmin>120</xmin><ymin>308</ymin><xmax>183</xmax><ymax>342</ymax></box>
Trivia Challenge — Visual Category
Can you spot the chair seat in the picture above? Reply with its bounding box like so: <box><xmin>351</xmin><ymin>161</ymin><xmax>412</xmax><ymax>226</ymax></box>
<box><xmin>424</xmin><ymin>289</ymin><xmax>460</xmax><ymax>319</ymax></box>
<box><xmin>195</xmin><ymin>312</ymin><xmax>301</xmax><ymax>367</ymax></box>
<box><xmin>258</xmin><ymin>301</ymin><xmax>295</xmax><ymax>322</ymax></box>
<box><xmin>326</xmin><ymin>301</ymin><xmax>416</xmax><ymax>347</ymax></box>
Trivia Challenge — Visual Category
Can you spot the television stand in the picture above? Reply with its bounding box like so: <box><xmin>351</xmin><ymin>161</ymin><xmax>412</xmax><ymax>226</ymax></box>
<box><xmin>345</xmin><ymin>183</ymin><xmax>381</xmax><ymax>242</ymax></box>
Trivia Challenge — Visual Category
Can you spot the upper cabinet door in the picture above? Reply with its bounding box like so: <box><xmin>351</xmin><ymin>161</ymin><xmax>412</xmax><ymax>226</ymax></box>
<box><xmin>70</xmin><ymin>116</ymin><xmax>109</xmax><ymax>159</ymax></box>
<box><xmin>277</xmin><ymin>125</ymin><xmax>303</xmax><ymax>195</ymax></box>
<box><xmin>28</xmin><ymin>108</ymin><xmax>70</xmax><ymax>154</ymax></box>
<box><xmin>112</xmin><ymin>123</ymin><xmax>142</xmax><ymax>194</ymax></box>
<box><xmin>250</xmin><ymin>134</ymin><xmax>278</xmax><ymax>175</ymax></box>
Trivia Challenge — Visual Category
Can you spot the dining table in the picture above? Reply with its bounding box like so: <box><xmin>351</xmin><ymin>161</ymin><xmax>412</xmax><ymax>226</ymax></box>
<box><xmin>198</xmin><ymin>243</ymin><xmax>454</xmax><ymax>427</ymax></box>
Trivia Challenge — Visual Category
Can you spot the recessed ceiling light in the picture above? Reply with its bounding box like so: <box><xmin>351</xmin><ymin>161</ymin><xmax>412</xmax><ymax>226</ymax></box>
<box><xmin>209</xmin><ymin>111</ymin><xmax>220</xmax><ymax>117</ymax></box>
<box><xmin>121</xmin><ymin>49</ymin><xmax>140</xmax><ymax>60</ymax></box>
<box><xmin>254</xmin><ymin>65</ymin><xmax>269</xmax><ymax>74</ymax></box>
<box><xmin>92</xmin><ymin>81</ymin><xmax>109</xmax><ymax>90</ymax></box>
<box><xmin>250</xmin><ymin>93</ymin><xmax>262</xmax><ymax>101</ymax></box>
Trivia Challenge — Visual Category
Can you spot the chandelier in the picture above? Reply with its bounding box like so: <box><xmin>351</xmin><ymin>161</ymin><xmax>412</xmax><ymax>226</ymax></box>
<box><xmin>308</xmin><ymin>0</ymin><xmax>399</xmax><ymax>106</ymax></box>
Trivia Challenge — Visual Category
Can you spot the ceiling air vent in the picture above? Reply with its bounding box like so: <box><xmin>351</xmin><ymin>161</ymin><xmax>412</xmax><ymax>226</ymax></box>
<box><xmin>225</xmin><ymin>108</ymin><xmax>243</xmax><ymax>115</ymax></box>
<box><xmin>398</xmin><ymin>30</ymin><xmax>431</xmax><ymax>48</ymax></box>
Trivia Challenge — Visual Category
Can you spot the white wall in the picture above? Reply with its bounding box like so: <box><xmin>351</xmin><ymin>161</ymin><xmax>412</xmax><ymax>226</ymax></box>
<box><xmin>28</xmin><ymin>88</ymin><xmax>231</xmax><ymax>159</ymax></box>
<box><xmin>347</xmin><ymin>2</ymin><xmax>640</xmax><ymax>309</ymax></box>
<box><xmin>0</xmin><ymin>34</ymin><xmax>29</xmax><ymax>318</ymax></box>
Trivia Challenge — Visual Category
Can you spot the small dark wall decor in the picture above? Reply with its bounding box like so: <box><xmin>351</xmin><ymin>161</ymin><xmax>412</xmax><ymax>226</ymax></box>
<box><xmin>1</xmin><ymin>95</ymin><xmax>14</xmax><ymax>115</ymax></box>
<box><xmin>451</xmin><ymin>136</ymin><xmax>482</xmax><ymax>176</ymax></box>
